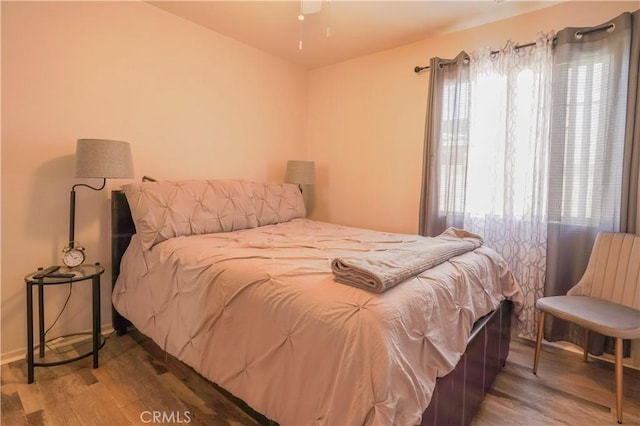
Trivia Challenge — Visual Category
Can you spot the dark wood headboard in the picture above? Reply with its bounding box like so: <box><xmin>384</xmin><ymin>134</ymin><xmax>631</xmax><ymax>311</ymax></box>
<box><xmin>111</xmin><ymin>190</ymin><xmax>135</xmax><ymax>335</ymax></box>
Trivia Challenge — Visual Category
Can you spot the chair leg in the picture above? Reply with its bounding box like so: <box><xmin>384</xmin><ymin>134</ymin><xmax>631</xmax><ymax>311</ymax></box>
<box><xmin>615</xmin><ymin>337</ymin><xmax>623</xmax><ymax>424</ymax></box>
<box><xmin>583</xmin><ymin>328</ymin><xmax>589</xmax><ymax>362</ymax></box>
<box><xmin>533</xmin><ymin>311</ymin><xmax>545</xmax><ymax>374</ymax></box>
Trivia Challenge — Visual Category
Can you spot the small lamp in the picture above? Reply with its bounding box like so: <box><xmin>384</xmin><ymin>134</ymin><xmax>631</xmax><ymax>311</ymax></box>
<box><xmin>69</xmin><ymin>139</ymin><xmax>134</xmax><ymax>247</ymax></box>
<box><xmin>284</xmin><ymin>160</ymin><xmax>315</xmax><ymax>192</ymax></box>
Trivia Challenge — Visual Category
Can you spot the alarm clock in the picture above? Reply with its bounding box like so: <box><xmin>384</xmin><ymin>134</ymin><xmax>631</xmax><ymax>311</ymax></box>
<box><xmin>62</xmin><ymin>242</ymin><xmax>86</xmax><ymax>268</ymax></box>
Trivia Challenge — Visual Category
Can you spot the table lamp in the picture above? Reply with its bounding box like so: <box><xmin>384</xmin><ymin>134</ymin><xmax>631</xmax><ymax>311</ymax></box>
<box><xmin>284</xmin><ymin>160</ymin><xmax>315</xmax><ymax>192</ymax></box>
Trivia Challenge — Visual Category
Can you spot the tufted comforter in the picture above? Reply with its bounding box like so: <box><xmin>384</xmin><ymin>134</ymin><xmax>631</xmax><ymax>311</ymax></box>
<box><xmin>112</xmin><ymin>219</ymin><xmax>522</xmax><ymax>426</ymax></box>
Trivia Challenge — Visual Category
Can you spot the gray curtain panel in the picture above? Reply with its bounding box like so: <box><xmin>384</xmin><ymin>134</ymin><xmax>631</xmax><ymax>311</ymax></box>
<box><xmin>623</xmin><ymin>10</ymin><xmax>640</xmax><ymax>234</ymax></box>
<box><xmin>418</xmin><ymin>52</ymin><xmax>470</xmax><ymax>237</ymax></box>
<box><xmin>544</xmin><ymin>11</ymin><xmax>640</xmax><ymax>356</ymax></box>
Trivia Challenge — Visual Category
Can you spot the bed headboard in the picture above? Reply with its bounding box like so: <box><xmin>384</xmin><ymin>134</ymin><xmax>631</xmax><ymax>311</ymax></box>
<box><xmin>111</xmin><ymin>190</ymin><xmax>135</xmax><ymax>335</ymax></box>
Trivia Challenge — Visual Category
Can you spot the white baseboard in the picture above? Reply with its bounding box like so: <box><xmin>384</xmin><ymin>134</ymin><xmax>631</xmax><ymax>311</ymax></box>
<box><xmin>1</xmin><ymin>325</ymin><xmax>115</xmax><ymax>365</ymax></box>
<box><xmin>543</xmin><ymin>339</ymin><xmax>640</xmax><ymax>371</ymax></box>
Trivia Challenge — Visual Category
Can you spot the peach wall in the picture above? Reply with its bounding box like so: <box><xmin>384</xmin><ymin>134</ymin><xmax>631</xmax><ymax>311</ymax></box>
<box><xmin>307</xmin><ymin>1</ymin><xmax>639</xmax><ymax>234</ymax></box>
<box><xmin>1</xmin><ymin>1</ymin><xmax>308</xmax><ymax>359</ymax></box>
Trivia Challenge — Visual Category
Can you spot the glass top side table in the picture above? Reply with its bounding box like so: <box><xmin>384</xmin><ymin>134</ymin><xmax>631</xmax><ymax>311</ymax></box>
<box><xmin>24</xmin><ymin>263</ymin><xmax>105</xmax><ymax>383</ymax></box>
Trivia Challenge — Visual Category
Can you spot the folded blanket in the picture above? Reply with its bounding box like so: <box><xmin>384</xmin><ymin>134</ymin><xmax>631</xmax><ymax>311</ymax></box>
<box><xmin>331</xmin><ymin>228</ymin><xmax>483</xmax><ymax>293</ymax></box>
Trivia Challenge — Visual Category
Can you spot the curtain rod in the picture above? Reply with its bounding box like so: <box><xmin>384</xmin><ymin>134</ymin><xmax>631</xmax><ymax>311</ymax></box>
<box><xmin>413</xmin><ymin>22</ymin><xmax>614</xmax><ymax>74</ymax></box>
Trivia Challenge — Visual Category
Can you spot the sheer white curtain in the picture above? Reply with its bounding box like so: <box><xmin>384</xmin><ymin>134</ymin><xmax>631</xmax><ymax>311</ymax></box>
<box><xmin>463</xmin><ymin>35</ymin><xmax>554</xmax><ymax>339</ymax></box>
<box><xmin>419</xmin><ymin>35</ymin><xmax>555</xmax><ymax>339</ymax></box>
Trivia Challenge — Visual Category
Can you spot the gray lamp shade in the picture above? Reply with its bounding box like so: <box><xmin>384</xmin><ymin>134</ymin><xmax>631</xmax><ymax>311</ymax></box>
<box><xmin>285</xmin><ymin>160</ymin><xmax>315</xmax><ymax>185</ymax></box>
<box><xmin>75</xmin><ymin>139</ymin><xmax>134</xmax><ymax>178</ymax></box>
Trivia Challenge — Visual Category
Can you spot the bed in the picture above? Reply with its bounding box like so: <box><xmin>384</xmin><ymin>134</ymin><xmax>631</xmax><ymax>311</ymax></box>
<box><xmin>110</xmin><ymin>179</ymin><xmax>522</xmax><ymax>426</ymax></box>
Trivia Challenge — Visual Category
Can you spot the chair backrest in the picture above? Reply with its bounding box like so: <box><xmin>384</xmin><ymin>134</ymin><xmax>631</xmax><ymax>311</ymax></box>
<box><xmin>567</xmin><ymin>232</ymin><xmax>640</xmax><ymax>310</ymax></box>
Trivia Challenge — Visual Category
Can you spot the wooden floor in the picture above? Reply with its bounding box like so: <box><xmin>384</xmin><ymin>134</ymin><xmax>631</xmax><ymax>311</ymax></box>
<box><xmin>2</xmin><ymin>330</ymin><xmax>639</xmax><ymax>425</ymax></box>
<box><xmin>472</xmin><ymin>340</ymin><xmax>640</xmax><ymax>426</ymax></box>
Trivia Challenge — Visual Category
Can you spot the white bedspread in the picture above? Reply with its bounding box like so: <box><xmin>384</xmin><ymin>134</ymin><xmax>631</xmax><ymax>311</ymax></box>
<box><xmin>112</xmin><ymin>219</ymin><xmax>522</xmax><ymax>426</ymax></box>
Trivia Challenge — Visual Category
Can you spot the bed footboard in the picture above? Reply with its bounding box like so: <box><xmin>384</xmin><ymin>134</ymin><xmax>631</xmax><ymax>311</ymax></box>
<box><xmin>421</xmin><ymin>300</ymin><xmax>512</xmax><ymax>426</ymax></box>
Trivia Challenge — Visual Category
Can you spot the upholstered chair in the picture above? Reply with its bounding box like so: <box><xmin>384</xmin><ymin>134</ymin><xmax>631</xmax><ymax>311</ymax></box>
<box><xmin>533</xmin><ymin>232</ymin><xmax>640</xmax><ymax>424</ymax></box>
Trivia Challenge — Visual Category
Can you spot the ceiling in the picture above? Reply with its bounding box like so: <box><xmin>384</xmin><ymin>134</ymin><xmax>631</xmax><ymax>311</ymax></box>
<box><xmin>149</xmin><ymin>1</ymin><xmax>563</xmax><ymax>69</ymax></box>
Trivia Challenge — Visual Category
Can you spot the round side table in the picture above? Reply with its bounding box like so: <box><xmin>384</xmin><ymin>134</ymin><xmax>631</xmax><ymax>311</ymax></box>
<box><xmin>24</xmin><ymin>263</ymin><xmax>105</xmax><ymax>383</ymax></box>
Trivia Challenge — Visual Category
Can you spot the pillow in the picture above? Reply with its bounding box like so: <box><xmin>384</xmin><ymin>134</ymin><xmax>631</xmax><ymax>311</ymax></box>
<box><xmin>123</xmin><ymin>179</ymin><xmax>258</xmax><ymax>250</ymax></box>
<box><xmin>250</xmin><ymin>182</ymin><xmax>306</xmax><ymax>226</ymax></box>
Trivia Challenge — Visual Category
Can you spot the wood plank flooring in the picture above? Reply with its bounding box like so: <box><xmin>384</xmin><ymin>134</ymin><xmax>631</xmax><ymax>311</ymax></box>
<box><xmin>2</xmin><ymin>331</ymin><xmax>638</xmax><ymax>425</ymax></box>
<box><xmin>473</xmin><ymin>340</ymin><xmax>640</xmax><ymax>426</ymax></box>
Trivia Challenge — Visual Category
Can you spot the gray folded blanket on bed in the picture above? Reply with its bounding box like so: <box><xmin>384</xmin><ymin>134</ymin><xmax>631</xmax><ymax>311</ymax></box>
<box><xmin>331</xmin><ymin>227</ymin><xmax>484</xmax><ymax>293</ymax></box>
